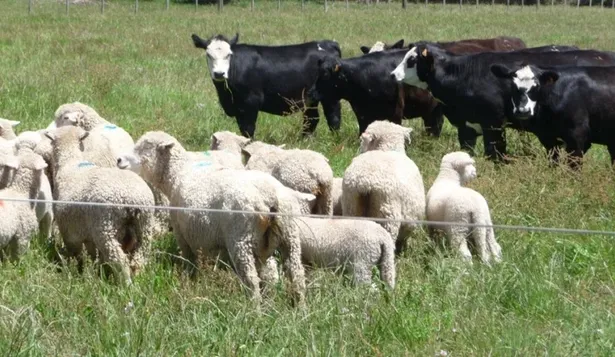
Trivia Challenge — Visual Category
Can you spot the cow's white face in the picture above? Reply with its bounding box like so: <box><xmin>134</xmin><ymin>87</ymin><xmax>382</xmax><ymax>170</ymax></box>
<box><xmin>391</xmin><ymin>47</ymin><xmax>427</xmax><ymax>89</ymax></box>
<box><xmin>369</xmin><ymin>41</ymin><xmax>385</xmax><ymax>53</ymax></box>
<box><xmin>206</xmin><ymin>39</ymin><xmax>233</xmax><ymax>82</ymax></box>
<box><xmin>511</xmin><ymin>66</ymin><xmax>538</xmax><ymax>119</ymax></box>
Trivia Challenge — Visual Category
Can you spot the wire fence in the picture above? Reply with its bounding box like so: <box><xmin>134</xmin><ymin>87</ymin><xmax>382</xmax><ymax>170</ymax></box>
<box><xmin>2</xmin><ymin>195</ymin><xmax>615</xmax><ymax>237</ymax></box>
<box><xmin>24</xmin><ymin>0</ymin><xmax>615</xmax><ymax>15</ymax></box>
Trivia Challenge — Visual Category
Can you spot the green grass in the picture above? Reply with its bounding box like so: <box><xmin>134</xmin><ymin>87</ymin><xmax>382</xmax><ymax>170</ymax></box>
<box><xmin>1</xmin><ymin>1</ymin><xmax>615</xmax><ymax>355</ymax></box>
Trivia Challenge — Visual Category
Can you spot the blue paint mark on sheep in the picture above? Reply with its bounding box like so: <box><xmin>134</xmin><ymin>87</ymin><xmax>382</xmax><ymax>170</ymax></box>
<box><xmin>202</xmin><ymin>151</ymin><xmax>212</xmax><ymax>156</ymax></box>
<box><xmin>193</xmin><ymin>161</ymin><xmax>213</xmax><ymax>169</ymax></box>
<box><xmin>103</xmin><ymin>124</ymin><xmax>118</xmax><ymax>130</ymax></box>
<box><xmin>78</xmin><ymin>161</ymin><xmax>96</xmax><ymax>168</ymax></box>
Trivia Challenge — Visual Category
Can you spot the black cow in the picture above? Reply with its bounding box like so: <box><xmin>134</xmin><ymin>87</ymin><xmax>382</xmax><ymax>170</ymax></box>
<box><xmin>407</xmin><ymin>44</ymin><xmax>615</xmax><ymax>160</ymax></box>
<box><xmin>492</xmin><ymin>64</ymin><xmax>615</xmax><ymax>168</ymax></box>
<box><xmin>191</xmin><ymin>33</ymin><xmax>342</xmax><ymax>138</ymax></box>
<box><xmin>308</xmin><ymin>49</ymin><xmax>443</xmax><ymax>135</ymax></box>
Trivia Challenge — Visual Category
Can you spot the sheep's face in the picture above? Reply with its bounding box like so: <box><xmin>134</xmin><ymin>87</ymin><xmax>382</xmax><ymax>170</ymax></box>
<box><xmin>44</xmin><ymin>126</ymin><xmax>90</xmax><ymax>168</ymax></box>
<box><xmin>210</xmin><ymin>131</ymin><xmax>250</xmax><ymax>155</ymax></box>
<box><xmin>56</xmin><ymin>110</ymin><xmax>84</xmax><ymax>128</ymax></box>
<box><xmin>133</xmin><ymin>133</ymin><xmax>179</xmax><ymax>189</ymax></box>
<box><xmin>278</xmin><ymin>187</ymin><xmax>317</xmax><ymax>215</ymax></box>
<box><xmin>0</xmin><ymin>151</ymin><xmax>19</xmax><ymax>189</ymax></box>
<box><xmin>460</xmin><ymin>163</ymin><xmax>477</xmax><ymax>184</ymax></box>
<box><xmin>116</xmin><ymin>153</ymin><xmax>142</xmax><ymax>174</ymax></box>
<box><xmin>443</xmin><ymin>151</ymin><xmax>477</xmax><ymax>185</ymax></box>
<box><xmin>0</xmin><ymin>119</ymin><xmax>20</xmax><ymax>140</ymax></box>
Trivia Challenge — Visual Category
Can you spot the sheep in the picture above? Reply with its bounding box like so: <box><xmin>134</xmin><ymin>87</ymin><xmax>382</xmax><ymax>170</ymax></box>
<box><xmin>331</xmin><ymin>177</ymin><xmax>343</xmax><ymax>216</ymax></box>
<box><xmin>290</xmin><ymin>216</ymin><xmax>396</xmax><ymax>289</ymax></box>
<box><xmin>359</xmin><ymin>120</ymin><xmax>413</xmax><ymax>154</ymax></box>
<box><xmin>426</xmin><ymin>151</ymin><xmax>502</xmax><ymax>265</ymax></box>
<box><xmin>0</xmin><ymin>150</ymin><xmax>48</xmax><ymax>261</ymax></box>
<box><xmin>0</xmin><ymin>119</ymin><xmax>20</xmax><ymax>141</ymax></box>
<box><xmin>0</xmin><ymin>139</ymin><xmax>17</xmax><ymax>189</ymax></box>
<box><xmin>342</xmin><ymin>121</ymin><xmax>425</xmax><ymax>250</ymax></box>
<box><xmin>45</xmin><ymin>126</ymin><xmax>157</xmax><ymax>285</ymax></box>
<box><xmin>242</xmin><ymin>141</ymin><xmax>334</xmax><ymax>215</ymax></box>
<box><xmin>53</xmin><ymin>102</ymin><xmax>134</xmax><ymax>156</ymax></box>
<box><xmin>209</xmin><ymin>130</ymin><xmax>251</xmax><ymax>155</ymax></box>
<box><xmin>128</xmin><ymin>131</ymin><xmax>310</xmax><ymax>305</ymax></box>
<box><xmin>14</xmin><ymin>131</ymin><xmax>54</xmax><ymax>241</ymax></box>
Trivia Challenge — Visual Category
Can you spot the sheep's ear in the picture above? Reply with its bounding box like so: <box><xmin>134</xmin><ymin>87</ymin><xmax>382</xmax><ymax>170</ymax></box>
<box><xmin>241</xmin><ymin>148</ymin><xmax>251</xmax><ymax>164</ymax></box>
<box><xmin>44</xmin><ymin>131</ymin><xmax>56</xmax><ymax>142</ymax></box>
<box><xmin>157</xmin><ymin>141</ymin><xmax>175</xmax><ymax>152</ymax></box>
<box><xmin>33</xmin><ymin>156</ymin><xmax>48</xmax><ymax>171</ymax></box>
<box><xmin>360</xmin><ymin>132</ymin><xmax>373</xmax><ymax>143</ymax></box>
<box><xmin>79</xmin><ymin>131</ymin><xmax>90</xmax><ymax>142</ymax></box>
<box><xmin>404</xmin><ymin>127</ymin><xmax>413</xmax><ymax>144</ymax></box>
<box><xmin>8</xmin><ymin>120</ymin><xmax>20</xmax><ymax>127</ymax></box>
<box><xmin>2</xmin><ymin>156</ymin><xmax>19</xmax><ymax>170</ymax></box>
<box><xmin>277</xmin><ymin>144</ymin><xmax>286</xmax><ymax>149</ymax></box>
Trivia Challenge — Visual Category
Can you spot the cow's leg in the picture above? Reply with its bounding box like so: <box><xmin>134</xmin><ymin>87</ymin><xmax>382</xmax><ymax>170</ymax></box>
<box><xmin>302</xmin><ymin>106</ymin><xmax>321</xmax><ymax>136</ymax></box>
<box><xmin>482</xmin><ymin>125</ymin><xmax>507</xmax><ymax>162</ymax></box>
<box><xmin>236</xmin><ymin>111</ymin><xmax>258</xmax><ymax>138</ymax></box>
<box><xmin>422</xmin><ymin>104</ymin><xmax>445</xmax><ymax>137</ymax></box>
<box><xmin>607</xmin><ymin>144</ymin><xmax>615</xmax><ymax>167</ymax></box>
<box><xmin>321</xmin><ymin>99</ymin><xmax>342</xmax><ymax>132</ymax></box>
<box><xmin>457</xmin><ymin>122</ymin><xmax>479</xmax><ymax>155</ymax></box>
<box><xmin>536</xmin><ymin>134</ymin><xmax>560</xmax><ymax>166</ymax></box>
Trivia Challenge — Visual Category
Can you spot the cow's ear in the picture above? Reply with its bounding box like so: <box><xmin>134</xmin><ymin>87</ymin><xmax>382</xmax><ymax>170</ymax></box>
<box><xmin>490</xmin><ymin>64</ymin><xmax>515</xmax><ymax>79</ymax></box>
<box><xmin>229</xmin><ymin>33</ymin><xmax>239</xmax><ymax>46</ymax></box>
<box><xmin>191</xmin><ymin>34</ymin><xmax>210</xmax><ymax>49</ymax></box>
<box><xmin>360</xmin><ymin>46</ymin><xmax>370</xmax><ymax>54</ymax></box>
<box><xmin>539</xmin><ymin>70</ymin><xmax>559</xmax><ymax>85</ymax></box>
<box><xmin>391</xmin><ymin>39</ymin><xmax>404</xmax><ymax>49</ymax></box>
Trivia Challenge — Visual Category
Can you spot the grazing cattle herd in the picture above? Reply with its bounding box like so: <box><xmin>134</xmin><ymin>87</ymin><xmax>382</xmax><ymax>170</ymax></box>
<box><xmin>0</xmin><ymin>31</ymin><xmax>613</xmax><ymax>306</ymax></box>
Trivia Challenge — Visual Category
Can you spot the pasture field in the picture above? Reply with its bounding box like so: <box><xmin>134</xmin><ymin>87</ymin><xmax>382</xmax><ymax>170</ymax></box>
<box><xmin>1</xmin><ymin>1</ymin><xmax>615</xmax><ymax>355</ymax></box>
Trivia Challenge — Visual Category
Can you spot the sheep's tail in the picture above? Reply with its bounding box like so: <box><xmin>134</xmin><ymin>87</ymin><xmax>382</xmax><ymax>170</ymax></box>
<box><xmin>122</xmin><ymin>208</ymin><xmax>141</xmax><ymax>253</ymax></box>
<box><xmin>313</xmin><ymin>180</ymin><xmax>333</xmax><ymax>216</ymax></box>
<box><xmin>378</xmin><ymin>238</ymin><xmax>396</xmax><ymax>289</ymax></box>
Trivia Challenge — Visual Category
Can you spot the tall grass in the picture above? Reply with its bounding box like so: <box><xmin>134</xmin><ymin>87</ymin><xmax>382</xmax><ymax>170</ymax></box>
<box><xmin>0</xmin><ymin>1</ymin><xmax>614</xmax><ymax>355</ymax></box>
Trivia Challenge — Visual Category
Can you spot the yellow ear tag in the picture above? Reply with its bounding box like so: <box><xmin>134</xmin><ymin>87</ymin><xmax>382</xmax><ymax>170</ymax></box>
<box><xmin>421</xmin><ymin>49</ymin><xmax>428</xmax><ymax>57</ymax></box>
<box><xmin>334</xmin><ymin>64</ymin><xmax>340</xmax><ymax>72</ymax></box>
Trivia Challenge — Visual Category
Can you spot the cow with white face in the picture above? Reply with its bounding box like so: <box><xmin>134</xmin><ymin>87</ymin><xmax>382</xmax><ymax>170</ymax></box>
<box><xmin>490</xmin><ymin>64</ymin><xmax>539</xmax><ymax>119</ymax></box>
<box><xmin>390</xmin><ymin>46</ymin><xmax>425</xmax><ymax>89</ymax></box>
<box><xmin>192</xmin><ymin>33</ymin><xmax>343</xmax><ymax>139</ymax></box>
<box><xmin>359</xmin><ymin>39</ymin><xmax>405</xmax><ymax>55</ymax></box>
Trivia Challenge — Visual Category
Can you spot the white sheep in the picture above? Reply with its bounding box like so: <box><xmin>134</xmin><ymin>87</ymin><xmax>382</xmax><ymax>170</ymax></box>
<box><xmin>14</xmin><ymin>131</ymin><xmax>54</xmax><ymax>241</ymax></box>
<box><xmin>53</xmin><ymin>102</ymin><xmax>134</xmax><ymax>156</ymax></box>
<box><xmin>45</xmin><ymin>126</ymin><xmax>157</xmax><ymax>285</ymax></box>
<box><xmin>209</xmin><ymin>130</ymin><xmax>251</xmax><ymax>155</ymax></box>
<box><xmin>0</xmin><ymin>150</ymin><xmax>48</xmax><ymax>261</ymax></box>
<box><xmin>0</xmin><ymin>118</ymin><xmax>20</xmax><ymax>141</ymax></box>
<box><xmin>290</xmin><ymin>216</ymin><xmax>396</xmax><ymax>289</ymax></box>
<box><xmin>426</xmin><ymin>151</ymin><xmax>502</xmax><ymax>265</ymax></box>
<box><xmin>342</xmin><ymin>121</ymin><xmax>425</xmax><ymax>249</ymax></box>
<box><xmin>128</xmin><ymin>131</ymin><xmax>310</xmax><ymax>305</ymax></box>
<box><xmin>331</xmin><ymin>177</ymin><xmax>343</xmax><ymax>216</ymax></box>
<box><xmin>0</xmin><ymin>139</ymin><xmax>17</xmax><ymax>188</ymax></box>
<box><xmin>243</xmin><ymin>141</ymin><xmax>334</xmax><ymax>215</ymax></box>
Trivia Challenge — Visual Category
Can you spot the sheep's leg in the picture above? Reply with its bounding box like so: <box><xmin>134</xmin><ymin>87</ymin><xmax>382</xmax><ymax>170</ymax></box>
<box><xmin>485</xmin><ymin>227</ymin><xmax>502</xmax><ymax>263</ymax></box>
<box><xmin>93</xmin><ymin>217</ymin><xmax>132</xmax><ymax>285</ymax></box>
<box><xmin>174</xmin><ymin>230</ymin><xmax>197</xmax><ymax>276</ymax></box>
<box><xmin>445</xmin><ymin>225</ymin><xmax>473</xmax><ymax>263</ymax></box>
<box><xmin>228</xmin><ymin>241</ymin><xmax>262</xmax><ymax>304</ymax></box>
<box><xmin>39</xmin><ymin>213</ymin><xmax>53</xmax><ymax>242</ymax></box>
<box><xmin>258</xmin><ymin>256</ymin><xmax>280</xmax><ymax>285</ymax></box>
<box><xmin>7</xmin><ymin>235</ymin><xmax>30</xmax><ymax>263</ymax></box>
<box><xmin>350</xmin><ymin>261</ymin><xmax>373</xmax><ymax>287</ymax></box>
<box><xmin>278</xmin><ymin>237</ymin><xmax>307</xmax><ymax>307</ymax></box>
<box><xmin>472</xmin><ymin>227</ymin><xmax>491</xmax><ymax>265</ymax></box>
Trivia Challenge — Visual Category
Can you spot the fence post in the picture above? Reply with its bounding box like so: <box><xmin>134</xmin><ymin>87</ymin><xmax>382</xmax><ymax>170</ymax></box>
<box><xmin>135</xmin><ymin>0</ymin><xmax>139</xmax><ymax>13</ymax></box>
<box><xmin>589</xmin><ymin>0</ymin><xmax>592</xmax><ymax>7</ymax></box>
<box><xmin>346</xmin><ymin>0</ymin><xmax>349</xmax><ymax>9</ymax></box>
<box><xmin>219</xmin><ymin>0</ymin><xmax>223</xmax><ymax>12</ymax></box>
<box><xmin>425</xmin><ymin>0</ymin><xmax>428</xmax><ymax>7</ymax></box>
<box><xmin>460</xmin><ymin>0</ymin><xmax>462</xmax><ymax>9</ymax></box>
<box><xmin>252</xmin><ymin>0</ymin><xmax>255</xmax><ymax>11</ymax></box>
<box><xmin>577</xmin><ymin>0</ymin><xmax>580</xmax><ymax>8</ymax></box>
<box><xmin>166</xmin><ymin>0</ymin><xmax>170</xmax><ymax>10</ymax></box>
<box><xmin>101</xmin><ymin>0</ymin><xmax>105</xmax><ymax>14</ymax></box>
<box><xmin>66</xmin><ymin>0</ymin><xmax>69</xmax><ymax>15</ymax></box>
<box><xmin>444</xmin><ymin>0</ymin><xmax>446</xmax><ymax>6</ymax></box>
<box><xmin>476</xmin><ymin>0</ymin><xmax>478</xmax><ymax>7</ymax></box>
<box><xmin>537</xmin><ymin>0</ymin><xmax>540</xmax><ymax>9</ymax></box>
<box><xmin>600</xmin><ymin>0</ymin><xmax>603</xmax><ymax>8</ymax></box>
<box><xmin>278</xmin><ymin>0</ymin><xmax>281</xmax><ymax>10</ymax></box>
<box><xmin>521</xmin><ymin>0</ymin><xmax>524</xmax><ymax>8</ymax></box>
<box><xmin>325</xmin><ymin>0</ymin><xmax>328</xmax><ymax>11</ymax></box>
<box><xmin>402</xmin><ymin>0</ymin><xmax>407</xmax><ymax>9</ymax></box>
<box><xmin>551</xmin><ymin>0</ymin><xmax>554</xmax><ymax>8</ymax></box>
<box><xmin>29</xmin><ymin>0</ymin><xmax>32</xmax><ymax>14</ymax></box>
<box><xmin>507</xmin><ymin>0</ymin><xmax>510</xmax><ymax>8</ymax></box>
<box><xmin>195</xmin><ymin>0</ymin><xmax>198</xmax><ymax>11</ymax></box>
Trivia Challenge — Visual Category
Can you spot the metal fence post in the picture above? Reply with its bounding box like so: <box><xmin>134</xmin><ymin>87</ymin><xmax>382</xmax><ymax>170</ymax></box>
<box><xmin>577</xmin><ymin>0</ymin><xmax>580</xmax><ymax>8</ymax></box>
<box><xmin>460</xmin><ymin>0</ymin><xmax>462</xmax><ymax>9</ymax></box>
<box><xmin>66</xmin><ymin>0</ymin><xmax>69</xmax><ymax>15</ymax></box>
<box><xmin>252</xmin><ymin>0</ymin><xmax>255</xmax><ymax>11</ymax></box>
<box><xmin>101</xmin><ymin>0</ymin><xmax>105</xmax><ymax>14</ymax></box>
<box><xmin>195</xmin><ymin>0</ymin><xmax>198</xmax><ymax>11</ymax></box>
<box><xmin>29</xmin><ymin>0</ymin><xmax>33</xmax><ymax>14</ymax></box>
<box><xmin>589</xmin><ymin>0</ymin><xmax>592</xmax><ymax>7</ymax></box>
<box><xmin>476</xmin><ymin>0</ymin><xmax>478</xmax><ymax>7</ymax></box>
<box><xmin>507</xmin><ymin>0</ymin><xmax>510</xmax><ymax>8</ymax></box>
<box><xmin>278</xmin><ymin>0</ymin><xmax>281</xmax><ymax>10</ymax></box>
<box><xmin>325</xmin><ymin>0</ymin><xmax>328</xmax><ymax>12</ymax></box>
<box><xmin>402</xmin><ymin>0</ymin><xmax>407</xmax><ymax>9</ymax></box>
<box><xmin>346</xmin><ymin>0</ymin><xmax>349</xmax><ymax>9</ymax></box>
<box><xmin>135</xmin><ymin>0</ymin><xmax>139</xmax><ymax>13</ymax></box>
<box><xmin>537</xmin><ymin>0</ymin><xmax>540</xmax><ymax>9</ymax></box>
<box><xmin>166</xmin><ymin>0</ymin><xmax>170</xmax><ymax>10</ymax></box>
<box><xmin>219</xmin><ymin>0</ymin><xmax>223</xmax><ymax>12</ymax></box>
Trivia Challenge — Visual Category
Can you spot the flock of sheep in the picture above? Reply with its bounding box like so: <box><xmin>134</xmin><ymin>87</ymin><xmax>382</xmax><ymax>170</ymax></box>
<box><xmin>0</xmin><ymin>102</ymin><xmax>501</xmax><ymax>305</ymax></box>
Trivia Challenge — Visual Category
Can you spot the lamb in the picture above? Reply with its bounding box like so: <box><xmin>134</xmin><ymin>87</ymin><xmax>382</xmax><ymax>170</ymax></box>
<box><xmin>290</xmin><ymin>215</ymin><xmax>396</xmax><ymax>288</ymax></box>
<box><xmin>45</xmin><ymin>126</ymin><xmax>157</xmax><ymax>285</ymax></box>
<box><xmin>242</xmin><ymin>141</ymin><xmax>334</xmax><ymax>215</ymax></box>
<box><xmin>426</xmin><ymin>151</ymin><xmax>502</xmax><ymax>265</ymax></box>
<box><xmin>331</xmin><ymin>177</ymin><xmax>343</xmax><ymax>216</ymax></box>
<box><xmin>0</xmin><ymin>150</ymin><xmax>48</xmax><ymax>261</ymax></box>
<box><xmin>0</xmin><ymin>139</ymin><xmax>17</xmax><ymax>188</ymax></box>
<box><xmin>53</xmin><ymin>102</ymin><xmax>134</xmax><ymax>156</ymax></box>
<box><xmin>14</xmin><ymin>131</ymin><xmax>54</xmax><ymax>241</ymax></box>
<box><xmin>127</xmin><ymin>131</ymin><xmax>310</xmax><ymax>305</ymax></box>
<box><xmin>342</xmin><ymin>121</ymin><xmax>425</xmax><ymax>250</ymax></box>
<box><xmin>0</xmin><ymin>119</ymin><xmax>20</xmax><ymax>141</ymax></box>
